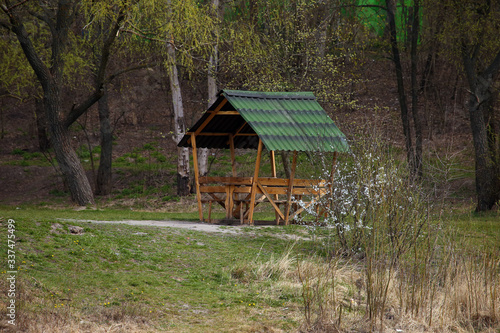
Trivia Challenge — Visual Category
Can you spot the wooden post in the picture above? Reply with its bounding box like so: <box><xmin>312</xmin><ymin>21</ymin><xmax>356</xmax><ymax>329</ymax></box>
<box><xmin>225</xmin><ymin>185</ymin><xmax>234</xmax><ymax>219</ymax></box>
<box><xmin>285</xmin><ymin>151</ymin><xmax>298</xmax><ymax>225</ymax></box>
<box><xmin>248</xmin><ymin>139</ymin><xmax>263</xmax><ymax>225</ymax></box>
<box><xmin>191</xmin><ymin>133</ymin><xmax>203</xmax><ymax>221</ymax></box>
<box><xmin>270</xmin><ymin>151</ymin><xmax>276</xmax><ymax>177</ymax></box>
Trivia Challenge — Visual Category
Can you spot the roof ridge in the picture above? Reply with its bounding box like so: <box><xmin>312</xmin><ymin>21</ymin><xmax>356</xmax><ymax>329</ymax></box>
<box><xmin>222</xmin><ymin>89</ymin><xmax>316</xmax><ymax>100</ymax></box>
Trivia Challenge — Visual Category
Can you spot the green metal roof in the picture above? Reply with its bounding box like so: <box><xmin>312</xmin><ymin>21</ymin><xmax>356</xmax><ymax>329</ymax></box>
<box><xmin>178</xmin><ymin>90</ymin><xmax>349</xmax><ymax>153</ymax></box>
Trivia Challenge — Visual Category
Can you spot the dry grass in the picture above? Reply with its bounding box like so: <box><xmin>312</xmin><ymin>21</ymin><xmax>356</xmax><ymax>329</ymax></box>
<box><xmin>239</xmin><ymin>241</ymin><xmax>499</xmax><ymax>333</ymax></box>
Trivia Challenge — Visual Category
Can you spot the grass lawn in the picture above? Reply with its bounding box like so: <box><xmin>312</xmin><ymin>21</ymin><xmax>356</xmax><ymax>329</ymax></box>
<box><xmin>0</xmin><ymin>207</ymin><xmax>316</xmax><ymax>332</ymax></box>
<box><xmin>0</xmin><ymin>205</ymin><xmax>499</xmax><ymax>332</ymax></box>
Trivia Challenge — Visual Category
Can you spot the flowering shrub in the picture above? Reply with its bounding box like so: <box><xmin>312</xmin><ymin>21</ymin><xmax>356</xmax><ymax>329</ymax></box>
<box><xmin>299</xmin><ymin>138</ymin><xmax>430</xmax><ymax>255</ymax></box>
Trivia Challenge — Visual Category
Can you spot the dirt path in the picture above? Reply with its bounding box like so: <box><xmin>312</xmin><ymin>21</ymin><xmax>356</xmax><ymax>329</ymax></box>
<box><xmin>58</xmin><ymin>218</ymin><xmax>251</xmax><ymax>234</ymax></box>
<box><xmin>57</xmin><ymin>218</ymin><xmax>313</xmax><ymax>241</ymax></box>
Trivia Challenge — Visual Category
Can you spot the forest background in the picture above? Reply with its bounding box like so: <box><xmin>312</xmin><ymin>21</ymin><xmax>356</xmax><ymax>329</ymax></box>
<box><xmin>1</xmin><ymin>0</ymin><xmax>499</xmax><ymax>211</ymax></box>
<box><xmin>1</xmin><ymin>1</ymin><xmax>500</xmax><ymax>332</ymax></box>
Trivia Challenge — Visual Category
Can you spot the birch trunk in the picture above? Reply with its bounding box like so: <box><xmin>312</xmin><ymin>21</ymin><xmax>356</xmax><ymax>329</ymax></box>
<box><xmin>197</xmin><ymin>0</ymin><xmax>220</xmax><ymax>177</ymax></box>
<box><xmin>167</xmin><ymin>41</ymin><xmax>190</xmax><ymax>196</ymax></box>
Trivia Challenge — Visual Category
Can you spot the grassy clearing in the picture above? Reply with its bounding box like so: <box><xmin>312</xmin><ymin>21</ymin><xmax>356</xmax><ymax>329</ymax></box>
<box><xmin>0</xmin><ymin>206</ymin><xmax>498</xmax><ymax>332</ymax></box>
<box><xmin>0</xmin><ymin>214</ymin><xmax>310</xmax><ymax>332</ymax></box>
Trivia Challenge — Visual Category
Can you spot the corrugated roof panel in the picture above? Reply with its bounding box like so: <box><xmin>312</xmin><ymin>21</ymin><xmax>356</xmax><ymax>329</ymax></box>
<box><xmin>178</xmin><ymin>90</ymin><xmax>349</xmax><ymax>153</ymax></box>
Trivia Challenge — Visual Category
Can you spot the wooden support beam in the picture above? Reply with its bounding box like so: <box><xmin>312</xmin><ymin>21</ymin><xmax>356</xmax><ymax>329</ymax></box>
<box><xmin>257</xmin><ymin>180</ymin><xmax>285</xmax><ymax>220</ymax></box>
<box><xmin>191</xmin><ymin>133</ymin><xmax>203</xmax><ymax>221</ymax></box>
<box><xmin>187</xmin><ymin>98</ymin><xmax>228</xmax><ymax>145</ymax></box>
<box><xmin>270</xmin><ymin>151</ymin><xmax>276</xmax><ymax>177</ymax></box>
<box><xmin>212</xmin><ymin>111</ymin><xmax>239</xmax><ymax>115</ymax></box>
<box><xmin>285</xmin><ymin>151</ymin><xmax>298</xmax><ymax>225</ymax></box>
<box><xmin>225</xmin><ymin>185</ymin><xmax>234</xmax><ymax>219</ymax></box>
<box><xmin>248</xmin><ymin>139</ymin><xmax>263</xmax><ymax>225</ymax></box>
<box><xmin>234</xmin><ymin>120</ymin><xmax>249</xmax><ymax>137</ymax></box>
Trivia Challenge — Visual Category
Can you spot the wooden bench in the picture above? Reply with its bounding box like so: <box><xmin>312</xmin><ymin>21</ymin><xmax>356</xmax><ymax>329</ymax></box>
<box><xmin>198</xmin><ymin>176</ymin><xmax>329</xmax><ymax>224</ymax></box>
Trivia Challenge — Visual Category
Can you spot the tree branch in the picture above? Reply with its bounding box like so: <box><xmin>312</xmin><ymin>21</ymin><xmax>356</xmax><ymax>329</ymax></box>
<box><xmin>64</xmin><ymin>61</ymin><xmax>161</xmax><ymax>128</ymax></box>
<box><xmin>7</xmin><ymin>0</ymin><xmax>29</xmax><ymax>11</ymax></box>
<box><xmin>28</xmin><ymin>9</ymin><xmax>54</xmax><ymax>29</ymax></box>
<box><xmin>95</xmin><ymin>11</ymin><xmax>126</xmax><ymax>85</ymax></box>
<box><xmin>105</xmin><ymin>62</ymin><xmax>161</xmax><ymax>83</ymax></box>
<box><xmin>483</xmin><ymin>49</ymin><xmax>500</xmax><ymax>79</ymax></box>
<box><xmin>4</xmin><ymin>8</ymin><xmax>52</xmax><ymax>91</ymax></box>
<box><xmin>0</xmin><ymin>19</ymin><xmax>10</xmax><ymax>29</ymax></box>
<box><xmin>120</xmin><ymin>28</ymin><xmax>172</xmax><ymax>45</ymax></box>
<box><xmin>64</xmin><ymin>88</ymin><xmax>104</xmax><ymax>128</ymax></box>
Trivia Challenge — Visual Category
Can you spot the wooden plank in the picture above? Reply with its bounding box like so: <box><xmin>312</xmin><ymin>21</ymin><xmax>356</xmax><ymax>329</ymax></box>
<box><xmin>187</xmin><ymin>99</ymin><xmax>228</xmax><ymax>145</ymax></box>
<box><xmin>208</xmin><ymin>201</ymin><xmax>213</xmax><ymax>223</ymax></box>
<box><xmin>233</xmin><ymin>187</ymin><xmax>253</xmax><ymax>194</ymax></box>
<box><xmin>257</xmin><ymin>180</ymin><xmax>285</xmax><ymax>220</ymax></box>
<box><xmin>213</xmin><ymin>111</ymin><xmax>239</xmax><ymax>115</ymax></box>
<box><xmin>208</xmin><ymin>193</ymin><xmax>225</xmax><ymax>209</ymax></box>
<box><xmin>258</xmin><ymin>177</ymin><xmax>327</xmax><ymax>187</ymax></box>
<box><xmin>270</xmin><ymin>151</ymin><xmax>277</xmax><ymax>177</ymax></box>
<box><xmin>225</xmin><ymin>185</ymin><xmax>234</xmax><ymax>219</ymax></box>
<box><xmin>234</xmin><ymin>120</ymin><xmax>249</xmax><ymax>137</ymax></box>
<box><xmin>200</xmin><ymin>176</ymin><xmax>253</xmax><ymax>185</ymax></box>
<box><xmin>235</xmin><ymin>133</ymin><xmax>258</xmax><ymax>136</ymax></box>
<box><xmin>191</xmin><ymin>133</ymin><xmax>203</xmax><ymax>222</ymax></box>
<box><xmin>201</xmin><ymin>176</ymin><xmax>326</xmax><ymax>187</ymax></box>
<box><xmin>258</xmin><ymin>187</ymin><xmax>324</xmax><ymax>195</ymax></box>
<box><xmin>194</xmin><ymin>98</ymin><xmax>227</xmax><ymax>136</ymax></box>
<box><xmin>200</xmin><ymin>185</ymin><xmax>226</xmax><ymax>193</ymax></box>
<box><xmin>285</xmin><ymin>151</ymin><xmax>298</xmax><ymax>225</ymax></box>
<box><xmin>289</xmin><ymin>198</ymin><xmax>318</xmax><ymax>221</ymax></box>
<box><xmin>248</xmin><ymin>139</ymin><xmax>263</xmax><ymax>224</ymax></box>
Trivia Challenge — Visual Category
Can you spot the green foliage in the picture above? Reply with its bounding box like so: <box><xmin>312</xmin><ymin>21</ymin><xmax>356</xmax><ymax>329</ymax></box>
<box><xmin>436</xmin><ymin>0</ymin><xmax>500</xmax><ymax>70</ymax></box>
<box><xmin>220</xmin><ymin>0</ymin><xmax>362</xmax><ymax>108</ymax></box>
<box><xmin>122</xmin><ymin>0</ymin><xmax>216</xmax><ymax>74</ymax></box>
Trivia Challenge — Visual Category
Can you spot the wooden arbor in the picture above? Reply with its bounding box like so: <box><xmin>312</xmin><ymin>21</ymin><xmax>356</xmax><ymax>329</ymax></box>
<box><xmin>177</xmin><ymin>90</ymin><xmax>349</xmax><ymax>225</ymax></box>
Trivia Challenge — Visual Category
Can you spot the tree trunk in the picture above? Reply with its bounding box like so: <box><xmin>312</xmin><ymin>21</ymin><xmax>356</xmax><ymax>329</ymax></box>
<box><xmin>34</xmin><ymin>97</ymin><xmax>50</xmax><ymax>152</ymax></box>
<box><xmin>410</xmin><ymin>0</ymin><xmax>423</xmax><ymax>179</ymax></box>
<box><xmin>385</xmin><ymin>0</ymin><xmax>416</xmax><ymax>176</ymax></box>
<box><xmin>95</xmin><ymin>88</ymin><xmax>113</xmax><ymax>195</ymax></box>
<box><xmin>467</xmin><ymin>86</ymin><xmax>500</xmax><ymax>211</ymax></box>
<box><xmin>167</xmin><ymin>39</ymin><xmax>190</xmax><ymax>196</ymax></box>
<box><xmin>198</xmin><ymin>47</ymin><xmax>219</xmax><ymax>177</ymax></box>
<box><xmin>281</xmin><ymin>151</ymin><xmax>291</xmax><ymax>179</ymax></box>
<box><xmin>47</xmin><ymin>95</ymin><xmax>95</xmax><ymax>205</ymax></box>
<box><xmin>462</xmin><ymin>36</ymin><xmax>500</xmax><ymax>211</ymax></box>
<box><xmin>7</xmin><ymin>2</ymin><xmax>96</xmax><ymax>206</ymax></box>
<box><xmin>198</xmin><ymin>0</ymin><xmax>220</xmax><ymax>178</ymax></box>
